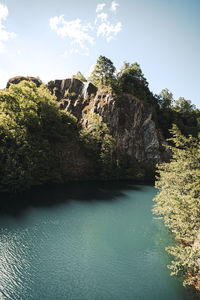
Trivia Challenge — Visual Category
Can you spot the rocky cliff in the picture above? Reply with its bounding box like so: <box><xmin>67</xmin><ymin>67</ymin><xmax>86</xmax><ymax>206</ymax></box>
<box><xmin>5</xmin><ymin>76</ymin><xmax>168</xmax><ymax>179</ymax></box>
<box><xmin>47</xmin><ymin>77</ymin><xmax>167</xmax><ymax>166</ymax></box>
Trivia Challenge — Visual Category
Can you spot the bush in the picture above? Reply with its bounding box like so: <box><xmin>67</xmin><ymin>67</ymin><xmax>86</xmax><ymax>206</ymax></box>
<box><xmin>79</xmin><ymin>112</ymin><xmax>116</xmax><ymax>179</ymax></box>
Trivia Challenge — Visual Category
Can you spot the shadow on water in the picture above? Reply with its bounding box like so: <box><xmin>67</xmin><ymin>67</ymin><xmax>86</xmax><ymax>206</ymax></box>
<box><xmin>0</xmin><ymin>180</ymin><xmax>143</xmax><ymax>218</ymax></box>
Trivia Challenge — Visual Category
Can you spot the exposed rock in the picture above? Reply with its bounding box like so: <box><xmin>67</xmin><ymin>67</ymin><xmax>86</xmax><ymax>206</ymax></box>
<box><xmin>46</xmin><ymin>78</ymin><xmax>168</xmax><ymax>165</ymax></box>
<box><xmin>6</xmin><ymin>75</ymin><xmax>168</xmax><ymax>167</ymax></box>
<box><xmin>6</xmin><ymin>76</ymin><xmax>42</xmax><ymax>88</ymax></box>
<box><xmin>47</xmin><ymin>78</ymin><xmax>97</xmax><ymax>102</ymax></box>
<box><xmin>89</xmin><ymin>91</ymin><xmax>165</xmax><ymax>164</ymax></box>
<box><xmin>47</xmin><ymin>79</ymin><xmax>71</xmax><ymax>101</ymax></box>
<box><xmin>81</xmin><ymin>81</ymin><xmax>98</xmax><ymax>99</ymax></box>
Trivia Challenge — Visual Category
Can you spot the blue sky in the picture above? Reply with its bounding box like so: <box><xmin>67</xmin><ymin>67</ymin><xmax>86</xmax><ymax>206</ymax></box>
<box><xmin>0</xmin><ymin>0</ymin><xmax>200</xmax><ymax>107</ymax></box>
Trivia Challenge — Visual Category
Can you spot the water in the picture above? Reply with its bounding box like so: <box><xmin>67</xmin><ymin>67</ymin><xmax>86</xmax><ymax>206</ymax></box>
<box><xmin>0</xmin><ymin>182</ymin><xmax>199</xmax><ymax>300</ymax></box>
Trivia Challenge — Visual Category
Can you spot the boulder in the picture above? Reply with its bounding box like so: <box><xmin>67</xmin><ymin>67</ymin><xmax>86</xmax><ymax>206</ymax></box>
<box><xmin>6</xmin><ymin>76</ymin><xmax>42</xmax><ymax>88</ymax></box>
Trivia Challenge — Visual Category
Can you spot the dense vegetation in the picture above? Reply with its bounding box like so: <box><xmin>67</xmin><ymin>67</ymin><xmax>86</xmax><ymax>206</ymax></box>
<box><xmin>153</xmin><ymin>126</ymin><xmax>200</xmax><ymax>289</ymax></box>
<box><xmin>90</xmin><ymin>55</ymin><xmax>116</xmax><ymax>86</ymax></box>
<box><xmin>79</xmin><ymin>112</ymin><xmax>116</xmax><ymax>179</ymax></box>
<box><xmin>0</xmin><ymin>80</ymin><xmax>118</xmax><ymax>193</ymax></box>
<box><xmin>0</xmin><ymin>81</ymin><xmax>78</xmax><ymax>192</ymax></box>
<box><xmin>90</xmin><ymin>56</ymin><xmax>200</xmax><ymax>138</ymax></box>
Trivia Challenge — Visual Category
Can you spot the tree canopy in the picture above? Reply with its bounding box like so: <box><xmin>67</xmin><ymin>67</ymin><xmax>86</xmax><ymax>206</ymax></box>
<box><xmin>159</xmin><ymin>88</ymin><xmax>174</xmax><ymax>110</ymax></box>
<box><xmin>117</xmin><ymin>61</ymin><xmax>148</xmax><ymax>89</ymax></box>
<box><xmin>153</xmin><ymin>125</ymin><xmax>200</xmax><ymax>288</ymax></box>
<box><xmin>80</xmin><ymin>112</ymin><xmax>116</xmax><ymax>179</ymax></box>
<box><xmin>90</xmin><ymin>55</ymin><xmax>116</xmax><ymax>86</ymax></box>
<box><xmin>0</xmin><ymin>81</ymin><xmax>77</xmax><ymax>192</ymax></box>
<box><xmin>0</xmin><ymin>80</ymin><xmax>119</xmax><ymax>192</ymax></box>
<box><xmin>73</xmin><ymin>71</ymin><xmax>86</xmax><ymax>82</ymax></box>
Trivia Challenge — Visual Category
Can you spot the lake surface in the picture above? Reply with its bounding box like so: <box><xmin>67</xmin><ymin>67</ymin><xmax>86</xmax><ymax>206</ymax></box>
<box><xmin>0</xmin><ymin>182</ymin><xmax>199</xmax><ymax>300</ymax></box>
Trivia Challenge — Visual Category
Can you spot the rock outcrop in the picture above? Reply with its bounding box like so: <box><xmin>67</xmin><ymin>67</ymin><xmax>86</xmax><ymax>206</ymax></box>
<box><xmin>89</xmin><ymin>88</ymin><xmax>166</xmax><ymax>164</ymax></box>
<box><xmin>6</xmin><ymin>76</ymin><xmax>42</xmax><ymax>88</ymax></box>
<box><xmin>6</xmin><ymin>76</ymin><xmax>168</xmax><ymax>168</ymax></box>
<box><xmin>47</xmin><ymin>78</ymin><xmax>97</xmax><ymax>102</ymax></box>
<box><xmin>47</xmin><ymin>79</ymin><xmax>167</xmax><ymax>165</ymax></box>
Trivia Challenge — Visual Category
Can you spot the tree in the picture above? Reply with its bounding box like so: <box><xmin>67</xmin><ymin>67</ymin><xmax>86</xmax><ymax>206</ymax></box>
<box><xmin>80</xmin><ymin>112</ymin><xmax>116</xmax><ymax>178</ymax></box>
<box><xmin>153</xmin><ymin>125</ymin><xmax>200</xmax><ymax>288</ymax></box>
<box><xmin>73</xmin><ymin>71</ymin><xmax>86</xmax><ymax>82</ymax></box>
<box><xmin>90</xmin><ymin>55</ymin><xmax>116</xmax><ymax>86</ymax></box>
<box><xmin>159</xmin><ymin>88</ymin><xmax>174</xmax><ymax>110</ymax></box>
<box><xmin>174</xmin><ymin>97</ymin><xmax>196</xmax><ymax>113</ymax></box>
<box><xmin>117</xmin><ymin>61</ymin><xmax>148</xmax><ymax>87</ymax></box>
<box><xmin>173</xmin><ymin>97</ymin><xmax>200</xmax><ymax>137</ymax></box>
<box><xmin>0</xmin><ymin>80</ymin><xmax>77</xmax><ymax>192</ymax></box>
<box><xmin>116</xmin><ymin>61</ymin><xmax>154</xmax><ymax>104</ymax></box>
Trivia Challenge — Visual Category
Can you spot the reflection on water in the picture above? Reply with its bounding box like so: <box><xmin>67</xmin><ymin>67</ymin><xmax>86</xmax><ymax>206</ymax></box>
<box><xmin>0</xmin><ymin>182</ymin><xmax>199</xmax><ymax>299</ymax></box>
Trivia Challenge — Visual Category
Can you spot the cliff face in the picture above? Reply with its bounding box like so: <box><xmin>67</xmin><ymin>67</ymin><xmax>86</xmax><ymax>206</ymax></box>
<box><xmin>90</xmin><ymin>88</ymin><xmax>164</xmax><ymax>164</ymax></box>
<box><xmin>5</xmin><ymin>76</ymin><xmax>168</xmax><ymax>176</ymax></box>
<box><xmin>47</xmin><ymin>78</ymin><xmax>167</xmax><ymax>166</ymax></box>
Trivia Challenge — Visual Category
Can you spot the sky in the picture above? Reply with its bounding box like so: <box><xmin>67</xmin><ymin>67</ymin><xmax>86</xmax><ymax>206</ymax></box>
<box><xmin>0</xmin><ymin>0</ymin><xmax>200</xmax><ymax>107</ymax></box>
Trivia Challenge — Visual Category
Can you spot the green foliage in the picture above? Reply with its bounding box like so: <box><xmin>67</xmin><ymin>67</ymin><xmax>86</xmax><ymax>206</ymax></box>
<box><xmin>156</xmin><ymin>91</ymin><xmax>200</xmax><ymax>138</ymax></box>
<box><xmin>0</xmin><ymin>81</ymin><xmax>77</xmax><ymax>192</ymax></box>
<box><xmin>73</xmin><ymin>71</ymin><xmax>86</xmax><ymax>82</ymax></box>
<box><xmin>89</xmin><ymin>56</ymin><xmax>199</xmax><ymax>139</ymax></box>
<box><xmin>159</xmin><ymin>88</ymin><xmax>174</xmax><ymax>110</ymax></box>
<box><xmin>80</xmin><ymin>112</ymin><xmax>116</xmax><ymax>179</ymax></box>
<box><xmin>174</xmin><ymin>97</ymin><xmax>196</xmax><ymax>113</ymax></box>
<box><xmin>90</xmin><ymin>55</ymin><xmax>116</xmax><ymax>87</ymax></box>
<box><xmin>117</xmin><ymin>62</ymin><xmax>143</xmax><ymax>91</ymax></box>
<box><xmin>155</xmin><ymin>89</ymin><xmax>175</xmax><ymax>138</ymax></box>
<box><xmin>114</xmin><ymin>154</ymin><xmax>144</xmax><ymax>181</ymax></box>
<box><xmin>115</xmin><ymin>61</ymin><xmax>158</xmax><ymax>109</ymax></box>
<box><xmin>117</xmin><ymin>62</ymin><xmax>148</xmax><ymax>90</ymax></box>
<box><xmin>153</xmin><ymin>125</ymin><xmax>200</xmax><ymax>287</ymax></box>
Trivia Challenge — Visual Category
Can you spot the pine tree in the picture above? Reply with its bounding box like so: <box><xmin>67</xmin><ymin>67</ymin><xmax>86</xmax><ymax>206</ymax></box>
<box><xmin>90</xmin><ymin>55</ymin><xmax>116</xmax><ymax>86</ymax></box>
<box><xmin>73</xmin><ymin>71</ymin><xmax>86</xmax><ymax>82</ymax></box>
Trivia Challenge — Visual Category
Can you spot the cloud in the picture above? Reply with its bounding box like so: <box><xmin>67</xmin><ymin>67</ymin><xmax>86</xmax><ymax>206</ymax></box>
<box><xmin>94</xmin><ymin>12</ymin><xmax>108</xmax><ymax>25</ymax></box>
<box><xmin>50</xmin><ymin>1</ymin><xmax>122</xmax><ymax>55</ymax></box>
<box><xmin>17</xmin><ymin>49</ymin><xmax>22</xmax><ymax>56</ymax></box>
<box><xmin>97</xmin><ymin>13</ymin><xmax>108</xmax><ymax>22</ymax></box>
<box><xmin>96</xmin><ymin>3</ymin><xmax>106</xmax><ymax>12</ymax></box>
<box><xmin>0</xmin><ymin>4</ymin><xmax>16</xmax><ymax>53</ymax></box>
<box><xmin>49</xmin><ymin>16</ymin><xmax>94</xmax><ymax>50</ymax></box>
<box><xmin>111</xmin><ymin>1</ymin><xmax>119</xmax><ymax>12</ymax></box>
<box><xmin>0</xmin><ymin>41</ymin><xmax>5</xmax><ymax>53</ymax></box>
<box><xmin>97</xmin><ymin>21</ymin><xmax>122</xmax><ymax>42</ymax></box>
<box><xmin>95</xmin><ymin>2</ymin><xmax>122</xmax><ymax>43</ymax></box>
<box><xmin>63</xmin><ymin>47</ymin><xmax>89</xmax><ymax>58</ymax></box>
<box><xmin>0</xmin><ymin>4</ymin><xmax>8</xmax><ymax>20</ymax></box>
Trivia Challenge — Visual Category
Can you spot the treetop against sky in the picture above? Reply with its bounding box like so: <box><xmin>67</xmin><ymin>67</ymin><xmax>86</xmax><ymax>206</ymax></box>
<box><xmin>0</xmin><ymin>0</ymin><xmax>199</xmax><ymax>107</ymax></box>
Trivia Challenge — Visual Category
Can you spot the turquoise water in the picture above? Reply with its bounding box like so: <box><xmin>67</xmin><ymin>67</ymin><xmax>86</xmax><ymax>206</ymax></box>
<box><xmin>0</xmin><ymin>182</ymin><xmax>199</xmax><ymax>299</ymax></box>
